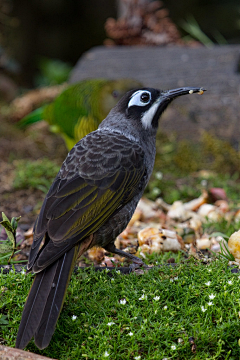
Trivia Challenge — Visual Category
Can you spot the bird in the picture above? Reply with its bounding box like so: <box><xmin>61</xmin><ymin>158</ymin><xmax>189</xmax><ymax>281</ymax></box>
<box><xmin>18</xmin><ymin>78</ymin><xmax>143</xmax><ymax>150</ymax></box>
<box><xmin>16</xmin><ymin>85</ymin><xmax>205</xmax><ymax>350</ymax></box>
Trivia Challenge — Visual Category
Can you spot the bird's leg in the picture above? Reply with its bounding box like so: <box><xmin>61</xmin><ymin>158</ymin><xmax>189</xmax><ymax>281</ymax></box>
<box><xmin>103</xmin><ymin>242</ymin><xmax>148</xmax><ymax>271</ymax></box>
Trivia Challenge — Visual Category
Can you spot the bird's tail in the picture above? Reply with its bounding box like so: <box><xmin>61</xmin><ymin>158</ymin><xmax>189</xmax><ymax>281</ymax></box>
<box><xmin>17</xmin><ymin>106</ymin><xmax>46</xmax><ymax>129</ymax></box>
<box><xmin>16</xmin><ymin>244</ymin><xmax>80</xmax><ymax>350</ymax></box>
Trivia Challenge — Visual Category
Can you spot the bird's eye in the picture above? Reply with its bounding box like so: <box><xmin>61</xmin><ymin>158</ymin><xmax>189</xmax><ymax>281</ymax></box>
<box><xmin>128</xmin><ymin>90</ymin><xmax>151</xmax><ymax>108</ymax></box>
<box><xmin>140</xmin><ymin>92</ymin><xmax>150</xmax><ymax>103</ymax></box>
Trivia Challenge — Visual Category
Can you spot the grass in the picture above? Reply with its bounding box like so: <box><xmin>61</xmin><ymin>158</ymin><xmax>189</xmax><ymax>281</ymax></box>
<box><xmin>13</xmin><ymin>158</ymin><xmax>60</xmax><ymax>193</ymax></box>
<box><xmin>1</xmin><ymin>255</ymin><xmax>240</xmax><ymax>359</ymax></box>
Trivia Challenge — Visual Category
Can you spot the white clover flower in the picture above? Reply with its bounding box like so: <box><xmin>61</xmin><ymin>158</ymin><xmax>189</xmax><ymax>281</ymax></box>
<box><xmin>171</xmin><ymin>345</ymin><xmax>176</xmax><ymax>350</ymax></box>
<box><xmin>107</xmin><ymin>322</ymin><xmax>115</xmax><ymax>326</ymax></box>
<box><xmin>205</xmin><ymin>281</ymin><xmax>211</xmax><ymax>286</ymax></box>
<box><xmin>163</xmin><ymin>305</ymin><xmax>168</xmax><ymax>310</ymax></box>
<box><xmin>208</xmin><ymin>302</ymin><xmax>213</xmax><ymax>306</ymax></box>
<box><xmin>72</xmin><ymin>315</ymin><xmax>77</xmax><ymax>321</ymax></box>
<box><xmin>155</xmin><ymin>171</ymin><xmax>163</xmax><ymax>180</ymax></box>
<box><xmin>228</xmin><ymin>280</ymin><xmax>233</xmax><ymax>285</ymax></box>
<box><xmin>103</xmin><ymin>351</ymin><xmax>110</xmax><ymax>357</ymax></box>
<box><xmin>201</xmin><ymin>306</ymin><xmax>207</xmax><ymax>312</ymax></box>
<box><xmin>119</xmin><ymin>298</ymin><xmax>126</xmax><ymax>305</ymax></box>
<box><xmin>209</xmin><ymin>294</ymin><xmax>216</xmax><ymax>300</ymax></box>
<box><xmin>134</xmin><ymin>356</ymin><xmax>141</xmax><ymax>360</ymax></box>
<box><xmin>128</xmin><ymin>332</ymin><xmax>133</xmax><ymax>336</ymax></box>
<box><xmin>153</xmin><ymin>296</ymin><xmax>160</xmax><ymax>301</ymax></box>
<box><xmin>139</xmin><ymin>294</ymin><xmax>147</xmax><ymax>300</ymax></box>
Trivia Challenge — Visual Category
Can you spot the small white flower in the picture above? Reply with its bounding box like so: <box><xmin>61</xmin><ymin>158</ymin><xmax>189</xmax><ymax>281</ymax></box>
<box><xmin>174</xmin><ymin>276</ymin><xmax>178</xmax><ymax>280</ymax></box>
<box><xmin>103</xmin><ymin>351</ymin><xmax>110</xmax><ymax>357</ymax></box>
<box><xmin>139</xmin><ymin>294</ymin><xmax>147</xmax><ymax>300</ymax></box>
<box><xmin>119</xmin><ymin>298</ymin><xmax>126</xmax><ymax>305</ymax></box>
<box><xmin>128</xmin><ymin>332</ymin><xmax>133</xmax><ymax>336</ymax></box>
<box><xmin>155</xmin><ymin>310</ymin><xmax>158</xmax><ymax>314</ymax></box>
<box><xmin>208</xmin><ymin>269</ymin><xmax>212</xmax><ymax>272</ymax></box>
<box><xmin>107</xmin><ymin>322</ymin><xmax>115</xmax><ymax>326</ymax></box>
<box><xmin>134</xmin><ymin>356</ymin><xmax>141</xmax><ymax>360</ymax></box>
<box><xmin>21</xmin><ymin>270</ymin><xmax>26</xmax><ymax>275</ymax></box>
<box><xmin>133</xmin><ymin>316</ymin><xmax>138</xmax><ymax>319</ymax></box>
<box><xmin>116</xmin><ymin>270</ymin><xmax>121</xmax><ymax>274</ymax></box>
<box><xmin>163</xmin><ymin>305</ymin><xmax>168</xmax><ymax>310</ymax></box>
<box><xmin>228</xmin><ymin>280</ymin><xmax>233</xmax><ymax>285</ymax></box>
<box><xmin>201</xmin><ymin>306</ymin><xmax>207</xmax><ymax>312</ymax></box>
<box><xmin>155</xmin><ymin>171</ymin><xmax>163</xmax><ymax>180</ymax></box>
<box><xmin>205</xmin><ymin>281</ymin><xmax>211</xmax><ymax>286</ymax></box>
<box><xmin>208</xmin><ymin>302</ymin><xmax>213</xmax><ymax>306</ymax></box>
<box><xmin>111</xmin><ymin>278</ymin><xmax>115</xmax><ymax>281</ymax></box>
<box><xmin>171</xmin><ymin>345</ymin><xmax>176</xmax><ymax>350</ymax></box>
<box><xmin>209</xmin><ymin>294</ymin><xmax>216</xmax><ymax>300</ymax></box>
<box><xmin>72</xmin><ymin>315</ymin><xmax>77</xmax><ymax>321</ymax></box>
<box><xmin>153</xmin><ymin>296</ymin><xmax>160</xmax><ymax>301</ymax></box>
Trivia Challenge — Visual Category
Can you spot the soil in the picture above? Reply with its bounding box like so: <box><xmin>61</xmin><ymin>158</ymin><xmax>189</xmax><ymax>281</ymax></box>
<box><xmin>0</xmin><ymin>113</ymin><xmax>68</xmax><ymax>228</ymax></box>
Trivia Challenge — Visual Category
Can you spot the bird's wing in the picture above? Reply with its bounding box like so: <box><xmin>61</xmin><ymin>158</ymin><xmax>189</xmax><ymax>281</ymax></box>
<box><xmin>29</xmin><ymin>130</ymin><xmax>146</xmax><ymax>272</ymax></box>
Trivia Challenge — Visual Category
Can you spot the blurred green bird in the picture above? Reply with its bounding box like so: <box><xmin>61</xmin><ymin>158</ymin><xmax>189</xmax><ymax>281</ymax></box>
<box><xmin>18</xmin><ymin>78</ymin><xmax>142</xmax><ymax>150</ymax></box>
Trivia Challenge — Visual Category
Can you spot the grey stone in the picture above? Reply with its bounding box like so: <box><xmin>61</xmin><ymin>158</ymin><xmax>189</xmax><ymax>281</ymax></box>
<box><xmin>70</xmin><ymin>45</ymin><xmax>240</xmax><ymax>144</ymax></box>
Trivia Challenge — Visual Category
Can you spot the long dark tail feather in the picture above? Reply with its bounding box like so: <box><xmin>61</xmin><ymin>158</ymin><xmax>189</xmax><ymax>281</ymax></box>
<box><xmin>15</xmin><ymin>262</ymin><xmax>58</xmax><ymax>349</ymax></box>
<box><xmin>16</xmin><ymin>244</ymin><xmax>80</xmax><ymax>350</ymax></box>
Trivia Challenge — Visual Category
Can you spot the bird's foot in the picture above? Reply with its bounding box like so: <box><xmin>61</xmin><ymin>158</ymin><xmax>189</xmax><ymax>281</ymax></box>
<box><xmin>129</xmin><ymin>261</ymin><xmax>148</xmax><ymax>273</ymax></box>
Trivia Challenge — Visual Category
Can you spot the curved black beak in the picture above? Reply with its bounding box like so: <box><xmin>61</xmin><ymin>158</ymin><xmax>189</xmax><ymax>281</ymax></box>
<box><xmin>162</xmin><ymin>87</ymin><xmax>206</xmax><ymax>99</ymax></box>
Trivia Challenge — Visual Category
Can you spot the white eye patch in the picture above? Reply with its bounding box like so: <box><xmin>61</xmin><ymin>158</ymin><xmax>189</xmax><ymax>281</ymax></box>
<box><xmin>128</xmin><ymin>90</ymin><xmax>151</xmax><ymax>108</ymax></box>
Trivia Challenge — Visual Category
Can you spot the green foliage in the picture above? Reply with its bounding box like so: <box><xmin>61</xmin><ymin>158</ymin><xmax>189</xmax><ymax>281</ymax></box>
<box><xmin>1</xmin><ymin>259</ymin><xmax>240</xmax><ymax>359</ymax></box>
<box><xmin>35</xmin><ymin>57</ymin><xmax>72</xmax><ymax>86</ymax></box>
<box><xmin>180</xmin><ymin>15</ymin><xmax>226</xmax><ymax>46</ymax></box>
<box><xmin>0</xmin><ymin>213</ymin><xmax>21</xmax><ymax>264</ymax></box>
<box><xmin>181</xmin><ymin>15</ymin><xmax>214</xmax><ymax>47</ymax></box>
<box><xmin>13</xmin><ymin>158</ymin><xmax>60</xmax><ymax>193</ymax></box>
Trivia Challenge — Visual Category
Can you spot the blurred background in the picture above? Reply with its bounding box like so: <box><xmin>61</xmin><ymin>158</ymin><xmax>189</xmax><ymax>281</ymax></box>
<box><xmin>1</xmin><ymin>0</ymin><xmax>240</xmax><ymax>88</ymax></box>
<box><xmin>1</xmin><ymin>0</ymin><xmax>240</xmax><ymax>229</ymax></box>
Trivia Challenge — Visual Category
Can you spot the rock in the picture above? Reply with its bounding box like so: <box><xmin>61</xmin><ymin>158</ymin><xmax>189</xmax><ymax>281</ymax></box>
<box><xmin>0</xmin><ymin>345</ymin><xmax>56</xmax><ymax>360</ymax></box>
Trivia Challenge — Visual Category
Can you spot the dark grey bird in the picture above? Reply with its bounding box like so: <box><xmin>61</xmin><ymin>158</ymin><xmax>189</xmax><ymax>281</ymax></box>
<box><xmin>16</xmin><ymin>86</ymin><xmax>205</xmax><ymax>350</ymax></box>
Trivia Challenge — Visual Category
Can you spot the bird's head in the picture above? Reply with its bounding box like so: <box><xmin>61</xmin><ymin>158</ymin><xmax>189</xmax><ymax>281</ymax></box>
<box><xmin>99</xmin><ymin>86</ymin><xmax>205</xmax><ymax>144</ymax></box>
<box><xmin>103</xmin><ymin>86</ymin><xmax>205</xmax><ymax>134</ymax></box>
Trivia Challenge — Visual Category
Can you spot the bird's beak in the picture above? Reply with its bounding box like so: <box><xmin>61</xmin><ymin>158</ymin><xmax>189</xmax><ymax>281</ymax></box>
<box><xmin>162</xmin><ymin>87</ymin><xmax>206</xmax><ymax>100</ymax></box>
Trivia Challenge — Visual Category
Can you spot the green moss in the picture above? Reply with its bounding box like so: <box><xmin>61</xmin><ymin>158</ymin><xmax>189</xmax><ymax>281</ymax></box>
<box><xmin>13</xmin><ymin>158</ymin><xmax>60</xmax><ymax>193</ymax></box>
